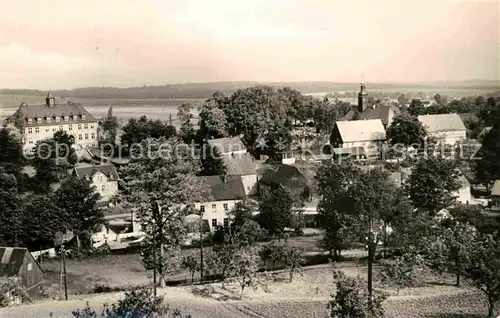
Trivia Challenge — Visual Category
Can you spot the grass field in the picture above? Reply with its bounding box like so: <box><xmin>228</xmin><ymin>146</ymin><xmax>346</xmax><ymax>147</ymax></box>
<box><xmin>5</xmin><ymin>263</ymin><xmax>488</xmax><ymax>318</ymax></box>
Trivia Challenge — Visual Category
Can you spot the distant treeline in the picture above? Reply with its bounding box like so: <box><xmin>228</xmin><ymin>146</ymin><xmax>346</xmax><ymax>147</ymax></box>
<box><xmin>1</xmin><ymin>80</ymin><xmax>499</xmax><ymax>99</ymax></box>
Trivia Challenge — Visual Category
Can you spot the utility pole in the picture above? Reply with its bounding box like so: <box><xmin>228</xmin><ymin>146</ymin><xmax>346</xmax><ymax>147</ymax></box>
<box><xmin>61</xmin><ymin>245</ymin><xmax>68</xmax><ymax>300</ymax></box>
<box><xmin>199</xmin><ymin>212</ymin><xmax>204</xmax><ymax>283</ymax></box>
<box><xmin>152</xmin><ymin>221</ymin><xmax>157</xmax><ymax>297</ymax></box>
<box><xmin>367</xmin><ymin>216</ymin><xmax>374</xmax><ymax>300</ymax></box>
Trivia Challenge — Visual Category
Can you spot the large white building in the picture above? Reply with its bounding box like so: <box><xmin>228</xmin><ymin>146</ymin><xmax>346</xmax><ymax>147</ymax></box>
<box><xmin>418</xmin><ymin>114</ymin><xmax>467</xmax><ymax>145</ymax></box>
<box><xmin>4</xmin><ymin>92</ymin><xmax>99</xmax><ymax>153</ymax></box>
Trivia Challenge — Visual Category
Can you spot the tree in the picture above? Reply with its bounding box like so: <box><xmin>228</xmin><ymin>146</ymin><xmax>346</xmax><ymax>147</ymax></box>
<box><xmin>407</xmin><ymin>157</ymin><xmax>461</xmax><ymax>215</ymax></box>
<box><xmin>475</xmin><ymin>125</ymin><xmax>500</xmax><ymax>188</ymax></box>
<box><xmin>378</xmin><ymin>251</ymin><xmax>427</xmax><ymax>295</ymax></box>
<box><xmin>54</xmin><ymin>177</ymin><xmax>104</xmax><ymax>249</ymax></box>
<box><xmin>31</xmin><ymin>131</ymin><xmax>77</xmax><ymax>188</ymax></box>
<box><xmin>72</xmin><ymin>286</ymin><xmax>191</xmax><ymax>318</ymax></box>
<box><xmin>232</xmin><ymin>246</ymin><xmax>261</xmax><ymax>299</ymax></box>
<box><xmin>260</xmin><ymin>242</ymin><xmax>287</xmax><ymax>271</ymax></box>
<box><xmin>0</xmin><ymin>277</ymin><xmax>28</xmax><ymax>307</ymax></box>
<box><xmin>466</xmin><ymin>234</ymin><xmax>500</xmax><ymax>317</ymax></box>
<box><xmin>199</xmin><ymin>145</ymin><xmax>226</xmax><ymax>176</ymax></box>
<box><xmin>329</xmin><ymin>269</ymin><xmax>387</xmax><ymax>318</ymax></box>
<box><xmin>478</xmin><ymin>97</ymin><xmax>500</xmax><ymax>127</ymax></box>
<box><xmin>210</xmin><ymin>240</ymin><xmax>237</xmax><ymax>288</ymax></box>
<box><xmin>397</xmin><ymin>94</ymin><xmax>408</xmax><ymax>107</ymax></box>
<box><xmin>386</xmin><ymin>114</ymin><xmax>427</xmax><ymax>148</ymax></box>
<box><xmin>120</xmin><ymin>137</ymin><xmax>210</xmax><ymax>286</ymax></box>
<box><xmin>177</xmin><ymin>103</ymin><xmax>195</xmax><ymax>144</ymax></box>
<box><xmin>20</xmin><ymin>194</ymin><xmax>67</xmax><ymax>251</ymax></box>
<box><xmin>181</xmin><ymin>255</ymin><xmax>199</xmax><ymax>284</ymax></box>
<box><xmin>408</xmin><ymin>99</ymin><xmax>426</xmax><ymax>116</ymax></box>
<box><xmin>442</xmin><ymin>222</ymin><xmax>478</xmax><ymax>286</ymax></box>
<box><xmin>0</xmin><ymin>128</ymin><xmax>24</xmax><ymax>176</ymax></box>
<box><xmin>100</xmin><ymin>106</ymin><xmax>119</xmax><ymax>148</ymax></box>
<box><xmin>0</xmin><ymin>169</ymin><xmax>23</xmax><ymax>247</ymax></box>
<box><xmin>316</xmin><ymin>160</ymin><xmax>362</xmax><ymax>259</ymax></box>
<box><xmin>121</xmin><ymin>116</ymin><xmax>177</xmax><ymax>148</ymax></box>
<box><xmin>283</xmin><ymin>248</ymin><xmax>302</xmax><ymax>282</ymax></box>
<box><xmin>197</xmin><ymin>99</ymin><xmax>228</xmax><ymax>141</ymax></box>
<box><xmin>448</xmin><ymin>204</ymin><xmax>500</xmax><ymax>235</ymax></box>
<box><xmin>257</xmin><ymin>186</ymin><xmax>302</xmax><ymax>238</ymax></box>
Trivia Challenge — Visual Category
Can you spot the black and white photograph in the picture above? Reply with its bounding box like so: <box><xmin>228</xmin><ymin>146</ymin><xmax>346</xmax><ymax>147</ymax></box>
<box><xmin>0</xmin><ymin>0</ymin><xmax>499</xmax><ymax>317</ymax></box>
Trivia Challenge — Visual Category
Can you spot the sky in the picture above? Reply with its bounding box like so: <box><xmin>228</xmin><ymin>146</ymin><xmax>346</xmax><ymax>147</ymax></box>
<box><xmin>0</xmin><ymin>0</ymin><xmax>499</xmax><ymax>89</ymax></box>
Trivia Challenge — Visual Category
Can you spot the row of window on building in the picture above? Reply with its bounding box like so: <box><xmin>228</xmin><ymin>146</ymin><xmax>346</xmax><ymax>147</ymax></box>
<box><xmin>27</xmin><ymin>123</ymin><xmax>95</xmax><ymax>134</ymax></box>
<box><xmin>212</xmin><ymin>218</ymin><xmax>229</xmax><ymax>228</ymax></box>
<box><xmin>27</xmin><ymin>114</ymin><xmax>87</xmax><ymax>124</ymax></box>
<box><xmin>27</xmin><ymin>133</ymin><xmax>96</xmax><ymax>144</ymax></box>
<box><xmin>200</xmin><ymin>203</ymin><xmax>229</xmax><ymax>213</ymax></box>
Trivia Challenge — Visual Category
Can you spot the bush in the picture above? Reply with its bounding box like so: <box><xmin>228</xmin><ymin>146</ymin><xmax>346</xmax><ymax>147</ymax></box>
<box><xmin>329</xmin><ymin>269</ymin><xmax>387</xmax><ymax>318</ymax></box>
<box><xmin>378</xmin><ymin>253</ymin><xmax>427</xmax><ymax>294</ymax></box>
<box><xmin>0</xmin><ymin>277</ymin><xmax>28</xmax><ymax>307</ymax></box>
<box><xmin>72</xmin><ymin>286</ymin><xmax>192</xmax><ymax>317</ymax></box>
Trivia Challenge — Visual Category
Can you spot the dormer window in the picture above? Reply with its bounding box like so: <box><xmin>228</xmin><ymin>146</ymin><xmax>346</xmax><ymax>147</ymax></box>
<box><xmin>28</xmin><ymin>118</ymin><xmax>32</xmax><ymax>124</ymax></box>
<box><xmin>37</xmin><ymin>118</ymin><xmax>42</xmax><ymax>123</ymax></box>
<box><xmin>81</xmin><ymin>115</ymin><xmax>86</xmax><ymax>120</ymax></box>
<box><xmin>56</xmin><ymin>116</ymin><xmax>60</xmax><ymax>122</ymax></box>
<box><xmin>64</xmin><ymin>116</ymin><xmax>69</xmax><ymax>121</ymax></box>
<box><xmin>73</xmin><ymin>115</ymin><xmax>78</xmax><ymax>121</ymax></box>
<box><xmin>46</xmin><ymin>117</ymin><xmax>51</xmax><ymax>123</ymax></box>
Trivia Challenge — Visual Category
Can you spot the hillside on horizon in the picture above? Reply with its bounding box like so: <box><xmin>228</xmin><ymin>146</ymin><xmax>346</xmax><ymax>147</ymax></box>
<box><xmin>1</xmin><ymin>80</ymin><xmax>499</xmax><ymax>99</ymax></box>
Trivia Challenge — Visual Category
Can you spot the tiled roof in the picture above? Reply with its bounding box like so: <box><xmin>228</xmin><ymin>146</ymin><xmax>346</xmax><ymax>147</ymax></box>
<box><xmin>491</xmin><ymin>180</ymin><xmax>500</xmax><ymax>196</ymax></box>
<box><xmin>0</xmin><ymin>247</ymin><xmax>40</xmax><ymax>277</ymax></box>
<box><xmin>207</xmin><ymin>137</ymin><xmax>246</xmax><ymax>154</ymax></box>
<box><xmin>418</xmin><ymin>114</ymin><xmax>466</xmax><ymax>133</ymax></box>
<box><xmin>7</xmin><ymin>102</ymin><xmax>97</xmax><ymax>127</ymax></box>
<box><xmin>335</xmin><ymin>119</ymin><xmax>386</xmax><ymax>143</ymax></box>
<box><xmin>260</xmin><ymin>164</ymin><xmax>308</xmax><ymax>190</ymax></box>
<box><xmin>358</xmin><ymin>105</ymin><xmax>400</xmax><ymax>126</ymax></box>
<box><xmin>223</xmin><ymin>153</ymin><xmax>256</xmax><ymax>176</ymax></box>
<box><xmin>74</xmin><ymin>164</ymin><xmax>119</xmax><ymax>180</ymax></box>
<box><xmin>200</xmin><ymin>175</ymin><xmax>246</xmax><ymax>201</ymax></box>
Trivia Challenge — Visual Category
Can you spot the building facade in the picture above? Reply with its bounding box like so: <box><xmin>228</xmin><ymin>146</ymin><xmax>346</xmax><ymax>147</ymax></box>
<box><xmin>417</xmin><ymin>114</ymin><xmax>467</xmax><ymax>145</ymax></box>
<box><xmin>330</xmin><ymin>119</ymin><xmax>386</xmax><ymax>157</ymax></box>
<box><xmin>195</xmin><ymin>175</ymin><xmax>246</xmax><ymax>231</ymax></box>
<box><xmin>4</xmin><ymin>92</ymin><xmax>99</xmax><ymax>153</ymax></box>
<box><xmin>72</xmin><ymin>164</ymin><xmax>120</xmax><ymax>202</ymax></box>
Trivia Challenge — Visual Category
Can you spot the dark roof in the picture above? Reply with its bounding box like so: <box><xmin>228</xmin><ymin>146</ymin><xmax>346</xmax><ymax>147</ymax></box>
<box><xmin>46</xmin><ymin>91</ymin><xmax>53</xmax><ymax>98</ymax></box>
<box><xmin>0</xmin><ymin>247</ymin><xmax>41</xmax><ymax>277</ymax></box>
<box><xmin>200</xmin><ymin>175</ymin><xmax>246</xmax><ymax>201</ymax></box>
<box><xmin>7</xmin><ymin>102</ymin><xmax>97</xmax><ymax>127</ymax></box>
<box><xmin>74</xmin><ymin>164</ymin><xmax>119</xmax><ymax>180</ymax></box>
<box><xmin>359</xmin><ymin>105</ymin><xmax>400</xmax><ymax>126</ymax></box>
<box><xmin>223</xmin><ymin>153</ymin><xmax>256</xmax><ymax>175</ymax></box>
<box><xmin>260</xmin><ymin>164</ymin><xmax>308</xmax><ymax>189</ymax></box>
<box><xmin>207</xmin><ymin>137</ymin><xmax>246</xmax><ymax>154</ymax></box>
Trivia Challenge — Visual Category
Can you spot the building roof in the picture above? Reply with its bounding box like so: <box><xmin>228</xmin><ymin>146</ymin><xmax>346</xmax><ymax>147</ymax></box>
<box><xmin>417</xmin><ymin>114</ymin><xmax>466</xmax><ymax>133</ymax></box>
<box><xmin>207</xmin><ymin>137</ymin><xmax>246</xmax><ymax>154</ymax></box>
<box><xmin>200</xmin><ymin>175</ymin><xmax>246</xmax><ymax>201</ymax></box>
<box><xmin>491</xmin><ymin>180</ymin><xmax>500</xmax><ymax>196</ymax></box>
<box><xmin>223</xmin><ymin>153</ymin><xmax>256</xmax><ymax>176</ymax></box>
<box><xmin>7</xmin><ymin>102</ymin><xmax>97</xmax><ymax>127</ymax></box>
<box><xmin>0</xmin><ymin>247</ymin><xmax>41</xmax><ymax>277</ymax></box>
<box><xmin>260</xmin><ymin>164</ymin><xmax>309</xmax><ymax>190</ymax></box>
<box><xmin>74</xmin><ymin>164</ymin><xmax>119</xmax><ymax>180</ymax></box>
<box><xmin>335</xmin><ymin>119</ymin><xmax>386</xmax><ymax>143</ymax></box>
<box><xmin>46</xmin><ymin>91</ymin><xmax>53</xmax><ymax>98</ymax></box>
<box><xmin>358</xmin><ymin>105</ymin><xmax>401</xmax><ymax>126</ymax></box>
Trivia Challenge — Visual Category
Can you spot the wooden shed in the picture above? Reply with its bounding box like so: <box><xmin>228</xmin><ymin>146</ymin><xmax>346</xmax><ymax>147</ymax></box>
<box><xmin>0</xmin><ymin>247</ymin><xmax>44</xmax><ymax>302</ymax></box>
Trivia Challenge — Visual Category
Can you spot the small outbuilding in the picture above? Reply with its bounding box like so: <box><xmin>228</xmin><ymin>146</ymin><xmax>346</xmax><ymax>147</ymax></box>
<box><xmin>0</xmin><ymin>247</ymin><xmax>44</xmax><ymax>302</ymax></box>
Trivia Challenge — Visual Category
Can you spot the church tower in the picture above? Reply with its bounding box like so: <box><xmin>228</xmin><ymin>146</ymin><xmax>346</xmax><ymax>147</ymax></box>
<box><xmin>357</xmin><ymin>83</ymin><xmax>368</xmax><ymax>113</ymax></box>
<box><xmin>46</xmin><ymin>91</ymin><xmax>55</xmax><ymax>107</ymax></box>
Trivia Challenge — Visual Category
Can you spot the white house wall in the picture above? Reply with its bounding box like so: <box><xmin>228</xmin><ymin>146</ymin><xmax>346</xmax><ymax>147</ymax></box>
<box><xmin>195</xmin><ymin>199</ymin><xmax>241</xmax><ymax>231</ymax></box>
<box><xmin>241</xmin><ymin>174</ymin><xmax>258</xmax><ymax>196</ymax></box>
<box><xmin>23</xmin><ymin>122</ymin><xmax>99</xmax><ymax>153</ymax></box>
<box><xmin>91</xmin><ymin>171</ymin><xmax>119</xmax><ymax>202</ymax></box>
<box><xmin>429</xmin><ymin>130</ymin><xmax>466</xmax><ymax>145</ymax></box>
